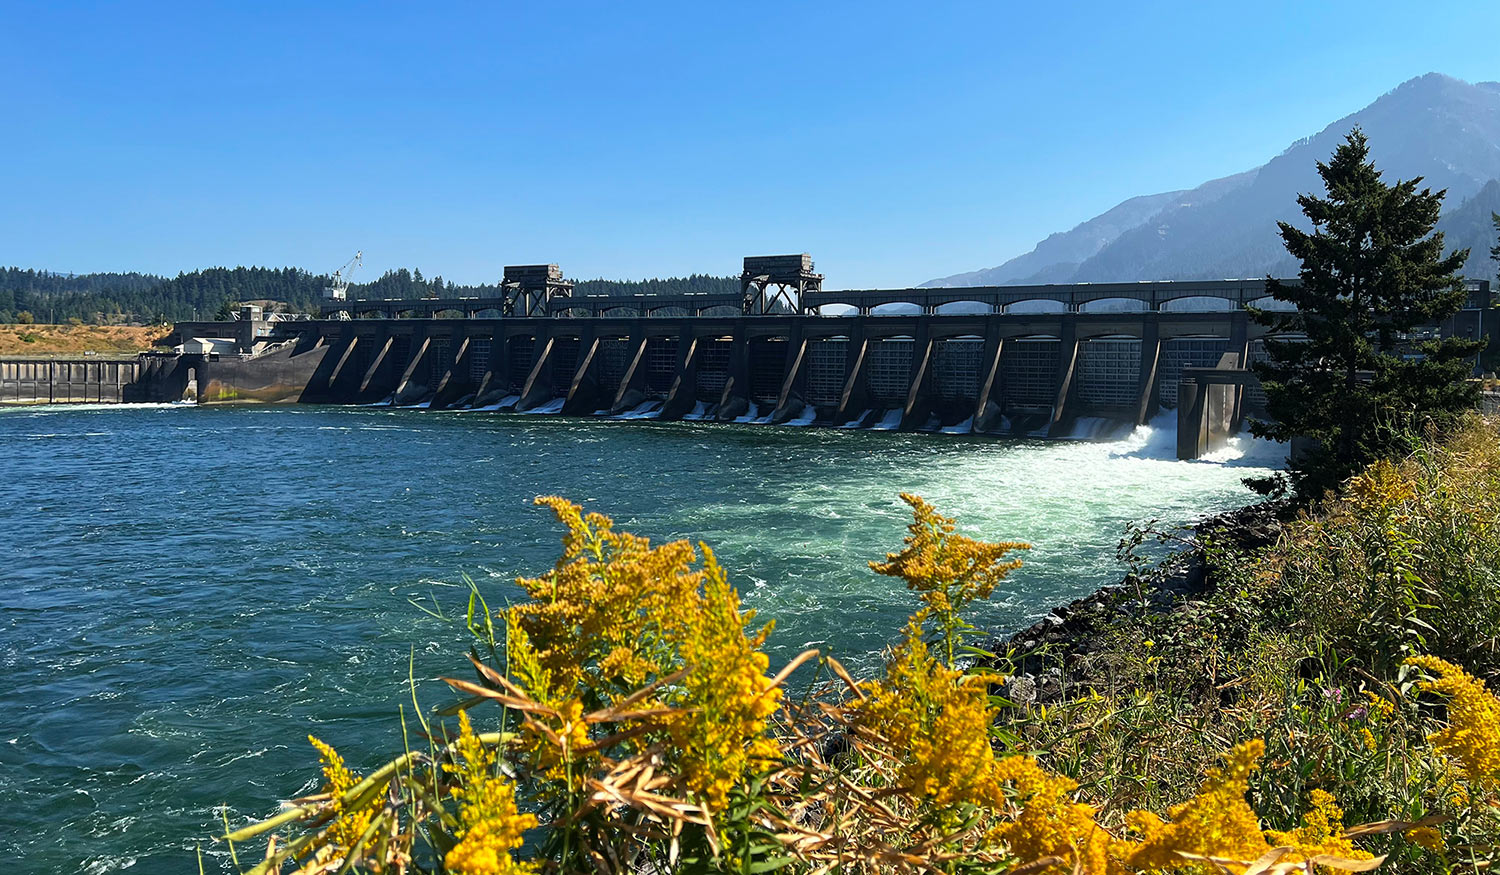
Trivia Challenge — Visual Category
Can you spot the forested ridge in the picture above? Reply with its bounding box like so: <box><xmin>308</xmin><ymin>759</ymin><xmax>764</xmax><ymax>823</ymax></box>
<box><xmin>0</xmin><ymin>266</ymin><xmax>739</xmax><ymax>324</ymax></box>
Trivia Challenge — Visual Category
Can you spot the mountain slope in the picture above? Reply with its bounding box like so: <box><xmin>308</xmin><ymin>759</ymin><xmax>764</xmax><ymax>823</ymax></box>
<box><xmin>929</xmin><ymin>74</ymin><xmax>1500</xmax><ymax>286</ymax></box>
<box><xmin>1435</xmin><ymin>178</ymin><xmax>1500</xmax><ymax>278</ymax></box>
<box><xmin>921</xmin><ymin>189</ymin><xmax>1191</xmax><ymax>288</ymax></box>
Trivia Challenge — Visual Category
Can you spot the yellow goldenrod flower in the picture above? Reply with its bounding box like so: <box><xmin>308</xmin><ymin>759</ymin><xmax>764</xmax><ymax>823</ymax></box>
<box><xmin>870</xmin><ymin>493</ymin><xmax>1029</xmax><ymax>662</ymax></box>
<box><xmin>856</xmin><ymin>618</ymin><xmax>1118</xmax><ymax>873</ymax></box>
<box><xmin>1362</xmin><ymin>689</ymin><xmax>1395</xmax><ymax>720</ymax></box>
<box><xmin>1124</xmin><ymin>739</ymin><xmax>1273</xmax><ymax>870</ymax></box>
<box><xmin>1404</xmin><ymin>825</ymin><xmax>1444</xmax><ymax>852</ymax></box>
<box><xmin>991</xmin><ymin>754</ymin><xmax>1122</xmax><ymax>874</ymax></box>
<box><xmin>506</xmin><ymin>498</ymin><xmax>780</xmax><ymax>813</ymax></box>
<box><xmin>1266</xmin><ymin>789</ymin><xmax>1372</xmax><ymax>863</ymax></box>
<box><xmin>855</xmin><ymin>616</ymin><xmax>1002</xmax><ymax>813</ymax></box>
<box><xmin>665</xmin><ymin>548</ymin><xmax>782</xmax><ymax>810</ymax></box>
<box><xmin>307</xmin><ymin>735</ymin><xmax>374</xmax><ymax>855</ymax></box>
<box><xmin>1405</xmin><ymin>654</ymin><xmax>1500</xmax><ymax>789</ymax></box>
<box><xmin>444</xmin><ymin>710</ymin><xmax>537</xmax><ymax>875</ymax></box>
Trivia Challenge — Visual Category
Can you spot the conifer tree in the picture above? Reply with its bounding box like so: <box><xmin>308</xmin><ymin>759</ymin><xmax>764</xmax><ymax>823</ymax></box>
<box><xmin>1252</xmin><ymin>128</ymin><xmax>1482</xmax><ymax>498</ymax></box>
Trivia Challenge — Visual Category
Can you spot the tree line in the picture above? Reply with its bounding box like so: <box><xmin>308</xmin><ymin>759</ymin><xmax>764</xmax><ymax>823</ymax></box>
<box><xmin>0</xmin><ymin>266</ymin><xmax>741</xmax><ymax>325</ymax></box>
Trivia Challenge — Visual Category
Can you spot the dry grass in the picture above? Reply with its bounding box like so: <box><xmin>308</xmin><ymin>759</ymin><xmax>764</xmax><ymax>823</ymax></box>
<box><xmin>0</xmin><ymin>323</ymin><xmax>169</xmax><ymax>356</ymax></box>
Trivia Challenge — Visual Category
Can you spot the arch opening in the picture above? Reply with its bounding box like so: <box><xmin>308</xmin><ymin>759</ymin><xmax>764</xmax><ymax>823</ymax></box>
<box><xmin>1079</xmin><ymin>297</ymin><xmax>1149</xmax><ymax>313</ymax></box>
<box><xmin>1160</xmin><ymin>296</ymin><xmax>1236</xmax><ymax>313</ymax></box>
<box><xmin>1003</xmin><ymin>299</ymin><xmax>1068</xmax><ymax>314</ymax></box>
<box><xmin>1248</xmin><ymin>295</ymin><xmax>1296</xmax><ymax>312</ymax></box>
<box><xmin>934</xmin><ymin>300</ymin><xmax>994</xmax><ymax>315</ymax></box>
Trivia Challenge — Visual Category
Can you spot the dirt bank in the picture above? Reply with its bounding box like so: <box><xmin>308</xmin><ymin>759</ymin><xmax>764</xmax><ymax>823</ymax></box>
<box><xmin>0</xmin><ymin>324</ymin><xmax>168</xmax><ymax>356</ymax></box>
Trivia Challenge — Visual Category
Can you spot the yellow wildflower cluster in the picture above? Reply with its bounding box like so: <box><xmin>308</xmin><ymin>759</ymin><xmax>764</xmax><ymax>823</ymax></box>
<box><xmin>505</xmin><ymin>497</ymin><xmax>780</xmax><ymax>812</ymax></box>
<box><xmin>856</xmin><ymin>617</ymin><xmax>1002</xmax><ymax>811</ymax></box>
<box><xmin>502</xmin><ymin>616</ymin><xmax>591</xmax><ymax>785</ymax></box>
<box><xmin>990</xmin><ymin>754</ymin><xmax>1120</xmax><ymax>875</ymax></box>
<box><xmin>1265</xmin><ymin>789</ymin><xmax>1369</xmax><ymax>862</ymax></box>
<box><xmin>666</xmin><ymin>550</ymin><xmax>782</xmax><ymax>810</ymax></box>
<box><xmin>856</xmin><ymin>618</ymin><xmax>1115</xmax><ymax>873</ymax></box>
<box><xmin>511</xmin><ymin>497</ymin><xmax>701</xmax><ymax>693</ymax></box>
<box><xmin>1362</xmin><ymin>690</ymin><xmax>1395</xmax><ymax>720</ymax></box>
<box><xmin>444</xmin><ymin>711</ymin><xmax>537</xmax><ymax>875</ymax></box>
<box><xmin>307</xmin><ymin>735</ymin><xmax>373</xmax><ymax>854</ymax></box>
<box><xmin>1124</xmin><ymin>740</ymin><xmax>1370</xmax><ymax>871</ymax></box>
<box><xmin>1348</xmin><ymin>459</ymin><xmax>1417</xmax><ymax>509</ymax></box>
<box><xmin>1405</xmin><ymin>654</ymin><xmax>1500</xmax><ymax>790</ymax></box>
<box><xmin>1124</xmin><ymin>740</ymin><xmax>1274</xmax><ymax>871</ymax></box>
<box><xmin>870</xmin><ymin>493</ymin><xmax>1029</xmax><ymax>659</ymax></box>
<box><xmin>1404</xmin><ymin>826</ymin><xmax>1444</xmax><ymax>852</ymax></box>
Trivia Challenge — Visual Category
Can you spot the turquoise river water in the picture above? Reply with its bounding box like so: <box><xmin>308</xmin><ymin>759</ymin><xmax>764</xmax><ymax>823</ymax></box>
<box><xmin>0</xmin><ymin>404</ymin><xmax>1281</xmax><ymax>873</ymax></box>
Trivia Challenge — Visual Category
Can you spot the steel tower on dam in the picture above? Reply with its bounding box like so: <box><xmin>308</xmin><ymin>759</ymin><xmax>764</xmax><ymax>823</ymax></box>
<box><xmin>162</xmin><ymin>256</ymin><xmax>1495</xmax><ymax>447</ymax></box>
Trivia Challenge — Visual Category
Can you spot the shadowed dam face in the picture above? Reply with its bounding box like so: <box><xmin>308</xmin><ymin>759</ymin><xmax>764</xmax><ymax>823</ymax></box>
<box><xmin>170</xmin><ymin>310</ymin><xmax>1280</xmax><ymax>444</ymax></box>
<box><xmin>156</xmin><ymin>274</ymin><xmax>1492</xmax><ymax>447</ymax></box>
<box><xmin>0</xmin><ymin>403</ymin><xmax>1282</xmax><ymax>873</ymax></box>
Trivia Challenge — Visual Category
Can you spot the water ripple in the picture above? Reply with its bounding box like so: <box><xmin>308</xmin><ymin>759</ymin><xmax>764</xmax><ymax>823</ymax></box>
<box><xmin>0</xmin><ymin>404</ymin><xmax>1278</xmax><ymax>871</ymax></box>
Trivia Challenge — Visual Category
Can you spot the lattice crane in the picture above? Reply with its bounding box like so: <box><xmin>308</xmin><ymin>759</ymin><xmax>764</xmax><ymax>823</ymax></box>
<box><xmin>322</xmin><ymin>251</ymin><xmax>362</xmax><ymax>320</ymax></box>
<box><xmin>324</xmin><ymin>250</ymin><xmax>363</xmax><ymax>302</ymax></box>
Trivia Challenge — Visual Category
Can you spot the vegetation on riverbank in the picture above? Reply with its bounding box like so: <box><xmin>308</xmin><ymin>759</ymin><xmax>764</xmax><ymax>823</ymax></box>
<box><xmin>1011</xmin><ymin>415</ymin><xmax>1500</xmax><ymax>873</ymax></box>
<box><xmin>219</xmin><ymin>417</ymin><xmax>1500</xmax><ymax>874</ymax></box>
<box><xmin>0</xmin><ymin>323</ymin><xmax>166</xmax><ymax>356</ymax></box>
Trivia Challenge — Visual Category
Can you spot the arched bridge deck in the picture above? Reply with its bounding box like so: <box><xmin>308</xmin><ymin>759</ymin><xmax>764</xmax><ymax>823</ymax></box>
<box><xmin>329</xmin><ymin>278</ymin><xmax>1491</xmax><ymax>319</ymax></box>
<box><xmin>808</xmin><ymin>279</ymin><xmax>1276</xmax><ymax>314</ymax></box>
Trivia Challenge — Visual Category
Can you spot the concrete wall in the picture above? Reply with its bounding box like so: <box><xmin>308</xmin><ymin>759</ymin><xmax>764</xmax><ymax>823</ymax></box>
<box><xmin>197</xmin><ymin>336</ymin><xmax>330</xmax><ymax>403</ymax></box>
<box><xmin>0</xmin><ymin>358</ymin><xmax>143</xmax><ymax>404</ymax></box>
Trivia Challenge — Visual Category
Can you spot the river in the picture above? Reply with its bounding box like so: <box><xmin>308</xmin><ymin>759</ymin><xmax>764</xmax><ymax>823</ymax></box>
<box><xmin>0</xmin><ymin>404</ymin><xmax>1281</xmax><ymax>873</ymax></box>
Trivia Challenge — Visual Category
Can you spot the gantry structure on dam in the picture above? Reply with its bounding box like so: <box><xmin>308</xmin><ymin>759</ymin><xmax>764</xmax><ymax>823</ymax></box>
<box><xmin>155</xmin><ymin>255</ymin><xmax>1495</xmax><ymax>454</ymax></box>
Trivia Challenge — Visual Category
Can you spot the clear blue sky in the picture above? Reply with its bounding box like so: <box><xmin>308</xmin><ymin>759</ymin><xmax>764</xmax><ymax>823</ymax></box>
<box><xmin>4</xmin><ymin>1</ymin><xmax>1499</xmax><ymax>288</ymax></box>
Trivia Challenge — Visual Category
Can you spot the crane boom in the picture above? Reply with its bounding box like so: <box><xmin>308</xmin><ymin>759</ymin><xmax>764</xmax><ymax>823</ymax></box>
<box><xmin>323</xmin><ymin>250</ymin><xmax>363</xmax><ymax>302</ymax></box>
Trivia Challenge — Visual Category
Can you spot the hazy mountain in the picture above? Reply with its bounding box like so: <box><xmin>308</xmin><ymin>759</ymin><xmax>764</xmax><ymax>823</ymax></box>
<box><xmin>921</xmin><ymin>190</ymin><xmax>1190</xmax><ymax>288</ymax></box>
<box><xmin>1435</xmin><ymin>178</ymin><xmax>1500</xmax><ymax>276</ymax></box>
<box><xmin>927</xmin><ymin>74</ymin><xmax>1500</xmax><ymax>287</ymax></box>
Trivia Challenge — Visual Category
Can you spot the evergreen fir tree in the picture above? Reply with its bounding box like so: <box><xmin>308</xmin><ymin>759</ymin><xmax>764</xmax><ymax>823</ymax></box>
<box><xmin>1251</xmin><ymin>128</ymin><xmax>1482</xmax><ymax>498</ymax></box>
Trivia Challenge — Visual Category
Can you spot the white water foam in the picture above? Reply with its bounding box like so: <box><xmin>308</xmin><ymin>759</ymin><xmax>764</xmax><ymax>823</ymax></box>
<box><xmin>783</xmin><ymin>407</ymin><xmax>817</xmax><ymax>426</ymax></box>
<box><xmin>0</xmin><ymin>402</ymin><xmax>185</xmax><ymax>416</ymax></box>
<box><xmin>868</xmin><ymin>408</ymin><xmax>902</xmax><ymax>430</ymax></box>
<box><xmin>521</xmin><ymin>397</ymin><xmax>566</xmax><ymax>414</ymax></box>
<box><xmin>940</xmin><ymin>416</ymin><xmax>974</xmax><ymax>435</ymax></box>
<box><xmin>732</xmin><ymin>402</ymin><xmax>761</xmax><ymax>423</ymax></box>
<box><xmin>615</xmin><ymin>400</ymin><xmax>662</xmax><ymax>420</ymax></box>
<box><xmin>1110</xmin><ymin>412</ymin><xmax>1287</xmax><ymax>467</ymax></box>
<box><xmin>681</xmin><ymin>401</ymin><xmax>714</xmax><ymax>420</ymax></box>
<box><xmin>1063</xmin><ymin>416</ymin><xmax>1128</xmax><ymax>441</ymax></box>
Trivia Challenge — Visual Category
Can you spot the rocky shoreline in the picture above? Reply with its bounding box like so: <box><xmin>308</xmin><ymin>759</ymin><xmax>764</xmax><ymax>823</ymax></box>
<box><xmin>990</xmin><ymin>499</ymin><xmax>1289</xmax><ymax>706</ymax></box>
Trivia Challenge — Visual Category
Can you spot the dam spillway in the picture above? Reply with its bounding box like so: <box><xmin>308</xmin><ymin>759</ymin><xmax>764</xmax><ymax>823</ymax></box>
<box><xmin>152</xmin><ymin>265</ymin><xmax>1494</xmax><ymax>450</ymax></box>
<box><xmin>161</xmin><ymin>309</ymin><xmax>1262</xmax><ymax>439</ymax></box>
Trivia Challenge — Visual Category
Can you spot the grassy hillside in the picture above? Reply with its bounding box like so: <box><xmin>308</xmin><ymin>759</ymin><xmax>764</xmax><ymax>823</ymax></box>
<box><xmin>0</xmin><ymin>324</ymin><xmax>167</xmax><ymax>356</ymax></box>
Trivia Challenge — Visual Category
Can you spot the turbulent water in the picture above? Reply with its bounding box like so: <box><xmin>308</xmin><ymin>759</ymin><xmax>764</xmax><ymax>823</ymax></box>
<box><xmin>0</xmin><ymin>404</ymin><xmax>1281</xmax><ymax>873</ymax></box>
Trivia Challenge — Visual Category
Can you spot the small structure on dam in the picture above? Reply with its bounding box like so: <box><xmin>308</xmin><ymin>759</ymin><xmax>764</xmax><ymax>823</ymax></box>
<box><xmin>150</xmin><ymin>255</ymin><xmax>1495</xmax><ymax>458</ymax></box>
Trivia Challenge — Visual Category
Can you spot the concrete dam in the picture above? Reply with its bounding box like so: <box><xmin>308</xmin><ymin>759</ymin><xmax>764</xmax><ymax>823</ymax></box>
<box><xmin>104</xmin><ymin>257</ymin><xmax>1500</xmax><ymax>457</ymax></box>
